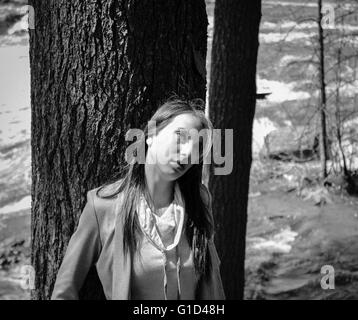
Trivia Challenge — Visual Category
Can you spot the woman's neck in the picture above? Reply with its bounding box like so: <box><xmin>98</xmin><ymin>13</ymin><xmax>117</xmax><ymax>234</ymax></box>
<box><xmin>144</xmin><ymin>164</ymin><xmax>175</xmax><ymax>210</ymax></box>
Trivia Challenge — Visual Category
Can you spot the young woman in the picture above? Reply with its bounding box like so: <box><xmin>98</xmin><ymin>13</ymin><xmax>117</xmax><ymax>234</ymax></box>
<box><xmin>51</xmin><ymin>98</ymin><xmax>225</xmax><ymax>300</ymax></box>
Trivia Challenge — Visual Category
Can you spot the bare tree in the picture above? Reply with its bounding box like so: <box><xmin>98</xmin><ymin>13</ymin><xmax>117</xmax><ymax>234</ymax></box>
<box><xmin>268</xmin><ymin>0</ymin><xmax>358</xmax><ymax>182</ymax></box>
<box><xmin>318</xmin><ymin>0</ymin><xmax>329</xmax><ymax>180</ymax></box>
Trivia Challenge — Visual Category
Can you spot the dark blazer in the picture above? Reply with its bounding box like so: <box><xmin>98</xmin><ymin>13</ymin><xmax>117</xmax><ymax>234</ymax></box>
<box><xmin>51</xmin><ymin>185</ymin><xmax>226</xmax><ymax>300</ymax></box>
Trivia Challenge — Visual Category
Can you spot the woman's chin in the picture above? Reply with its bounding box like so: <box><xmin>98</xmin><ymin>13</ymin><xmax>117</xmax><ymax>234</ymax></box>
<box><xmin>159</xmin><ymin>165</ymin><xmax>185</xmax><ymax>180</ymax></box>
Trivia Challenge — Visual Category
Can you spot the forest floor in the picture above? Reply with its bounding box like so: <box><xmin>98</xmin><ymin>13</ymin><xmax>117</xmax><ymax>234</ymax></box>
<box><xmin>245</xmin><ymin>160</ymin><xmax>358</xmax><ymax>300</ymax></box>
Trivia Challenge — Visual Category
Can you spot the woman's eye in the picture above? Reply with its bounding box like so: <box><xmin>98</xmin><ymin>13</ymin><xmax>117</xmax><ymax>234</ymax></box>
<box><xmin>175</xmin><ymin>130</ymin><xmax>189</xmax><ymax>144</ymax></box>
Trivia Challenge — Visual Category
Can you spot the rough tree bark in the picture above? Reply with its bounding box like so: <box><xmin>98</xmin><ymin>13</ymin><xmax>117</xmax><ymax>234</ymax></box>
<box><xmin>208</xmin><ymin>0</ymin><xmax>262</xmax><ymax>299</ymax></box>
<box><xmin>29</xmin><ymin>0</ymin><xmax>208</xmax><ymax>300</ymax></box>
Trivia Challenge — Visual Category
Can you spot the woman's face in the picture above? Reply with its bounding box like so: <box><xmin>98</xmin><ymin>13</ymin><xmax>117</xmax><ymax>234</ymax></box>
<box><xmin>146</xmin><ymin>113</ymin><xmax>205</xmax><ymax>181</ymax></box>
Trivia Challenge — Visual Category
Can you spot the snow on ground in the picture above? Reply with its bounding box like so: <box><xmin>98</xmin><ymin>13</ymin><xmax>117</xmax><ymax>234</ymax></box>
<box><xmin>264</xmin><ymin>0</ymin><xmax>356</xmax><ymax>10</ymax></box>
<box><xmin>7</xmin><ymin>13</ymin><xmax>28</xmax><ymax>35</ymax></box>
<box><xmin>260</xmin><ymin>31</ymin><xmax>316</xmax><ymax>44</ymax></box>
<box><xmin>264</xmin><ymin>0</ymin><xmax>318</xmax><ymax>7</ymax></box>
<box><xmin>279</xmin><ymin>54</ymin><xmax>314</xmax><ymax>67</ymax></box>
<box><xmin>262</xmin><ymin>21</ymin><xmax>358</xmax><ymax>32</ymax></box>
<box><xmin>257</xmin><ymin>78</ymin><xmax>311</xmax><ymax>103</ymax></box>
<box><xmin>0</xmin><ymin>45</ymin><xmax>30</xmax><ymax>149</ymax></box>
<box><xmin>249</xmin><ymin>227</ymin><xmax>299</xmax><ymax>254</ymax></box>
<box><xmin>262</xmin><ymin>21</ymin><xmax>317</xmax><ymax>30</ymax></box>
<box><xmin>0</xmin><ymin>196</ymin><xmax>30</xmax><ymax>215</ymax></box>
<box><xmin>252</xmin><ymin>117</ymin><xmax>278</xmax><ymax>155</ymax></box>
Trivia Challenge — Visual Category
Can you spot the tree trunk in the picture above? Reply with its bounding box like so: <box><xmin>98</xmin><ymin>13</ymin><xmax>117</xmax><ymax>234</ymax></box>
<box><xmin>208</xmin><ymin>0</ymin><xmax>261</xmax><ymax>299</ymax></box>
<box><xmin>29</xmin><ymin>0</ymin><xmax>208</xmax><ymax>300</ymax></box>
<box><xmin>318</xmin><ymin>0</ymin><xmax>329</xmax><ymax>180</ymax></box>
<box><xmin>334</xmin><ymin>47</ymin><xmax>349</xmax><ymax>176</ymax></box>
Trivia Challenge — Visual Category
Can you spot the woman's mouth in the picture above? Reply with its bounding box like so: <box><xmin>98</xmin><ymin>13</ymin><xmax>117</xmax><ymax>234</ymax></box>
<box><xmin>170</xmin><ymin>160</ymin><xmax>186</xmax><ymax>171</ymax></box>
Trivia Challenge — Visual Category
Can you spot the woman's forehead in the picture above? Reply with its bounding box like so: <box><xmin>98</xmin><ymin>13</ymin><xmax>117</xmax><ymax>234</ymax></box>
<box><xmin>165</xmin><ymin>113</ymin><xmax>202</xmax><ymax>131</ymax></box>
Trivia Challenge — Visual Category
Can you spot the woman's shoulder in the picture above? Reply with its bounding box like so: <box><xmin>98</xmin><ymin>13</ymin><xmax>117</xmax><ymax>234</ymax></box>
<box><xmin>87</xmin><ymin>180</ymin><xmax>124</xmax><ymax>219</ymax></box>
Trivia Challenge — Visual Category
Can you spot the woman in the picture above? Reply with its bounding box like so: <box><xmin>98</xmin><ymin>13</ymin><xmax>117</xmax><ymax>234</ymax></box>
<box><xmin>51</xmin><ymin>98</ymin><xmax>225</xmax><ymax>300</ymax></box>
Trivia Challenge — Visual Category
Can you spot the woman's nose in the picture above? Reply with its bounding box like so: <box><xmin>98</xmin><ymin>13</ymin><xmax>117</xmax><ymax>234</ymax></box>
<box><xmin>178</xmin><ymin>140</ymin><xmax>194</xmax><ymax>164</ymax></box>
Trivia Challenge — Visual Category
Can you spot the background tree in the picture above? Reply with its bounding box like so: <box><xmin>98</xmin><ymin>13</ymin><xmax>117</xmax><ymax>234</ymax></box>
<box><xmin>266</xmin><ymin>0</ymin><xmax>358</xmax><ymax>188</ymax></box>
<box><xmin>208</xmin><ymin>0</ymin><xmax>262</xmax><ymax>299</ymax></box>
<box><xmin>318</xmin><ymin>0</ymin><xmax>329</xmax><ymax>180</ymax></box>
<box><xmin>29</xmin><ymin>0</ymin><xmax>208</xmax><ymax>300</ymax></box>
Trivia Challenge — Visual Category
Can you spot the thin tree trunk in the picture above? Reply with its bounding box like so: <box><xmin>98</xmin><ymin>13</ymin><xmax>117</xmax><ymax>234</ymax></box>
<box><xmin>318</xmin><ymin>0</ymin><xmax>329</xmax><ymax>180</ymax></box>
<box><xmin>209</xmin><ymin>0</ymin><xmax>261</xmax><ymax>299</ymax></box>
<box><xmin>335</xmin><ymin>47</ymin><xmax>349</xmax><ymax>176</ymax></box>
<box><xmin>29</xmin><ymin>0</ymin><xmax>208</xmax><ymax>300</ymax></box>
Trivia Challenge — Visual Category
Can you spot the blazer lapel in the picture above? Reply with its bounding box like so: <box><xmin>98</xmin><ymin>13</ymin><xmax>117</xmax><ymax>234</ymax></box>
<box><xmin>112</xmin><ymin>200</ymin><xmax>132</xmax><ymax>300</ymax></box>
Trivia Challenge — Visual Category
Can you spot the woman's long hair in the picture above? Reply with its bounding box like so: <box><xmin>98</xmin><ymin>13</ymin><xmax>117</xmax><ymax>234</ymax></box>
<box><xmin>96</xmin><ymin>97</ymin><xmax>214</xmax><ymax>279</ymax></box>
